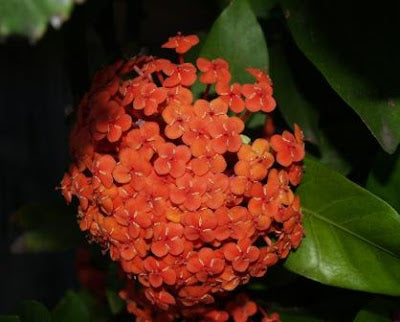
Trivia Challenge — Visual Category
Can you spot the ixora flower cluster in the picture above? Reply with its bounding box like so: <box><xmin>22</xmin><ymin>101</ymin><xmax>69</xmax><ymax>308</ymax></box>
<box><xmin>60</xmin><ymin>33</ymin><xmax>305</xmax><ymax>321</ymax></box>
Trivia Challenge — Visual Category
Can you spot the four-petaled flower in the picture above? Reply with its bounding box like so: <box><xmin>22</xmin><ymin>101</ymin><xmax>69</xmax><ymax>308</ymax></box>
<box><xmin>133</xmin><ymin>83</ymin><xmax>167</xmax><ymax>116</ymax></box>
<box><xmin>92</xmin><ymin>100</ymin><xmax>132</xmax><ymax>142</ymax></box>
<box><xmin>241</xmin><ymin>82</ymin><xmax>276</xmax><ymax>113</ymax></box>
<box><xmin>216</xmin><ymin>82</ymin><xmax>245</xmax><ymax>113</ymax></box>
<box><xmin>197</xmin><ymin>58</ymin><xmax>231</xmax><ymax>85</ymax></box>
<box><xmin>163</xmin><ymin>63</ymin><xmax>197</xmax><ymax>87</ymax></box>
<box><xmin>154</xmin><ymin>142</ymin><xmax>191</xmax><ymax>178</ymax></box>
<box><xmin>208</xmin><ymin>117</ymin><xmax>244</xmax><ymax>153</ymax></box>
<box><xmin>270</xmin><ymin>124</ymin><xmax>305</xmax><ymax>167</ymax></box>
<box><xmin>151</xmin><ymin>222</ymin><xmax>185</xmax><ymax>257</ymax></box>
<box><xmin>223</xmin><ymin>239</ymin><xmax>260</xmax><ymax>272</ymax></box>
<box><xmin>162</xmin><ymin>33</ymin><xmax>200</xmax><ymax>54</ymax></box>
<box><xmin>187</xmin><ymin>248</ymin><xmax>225</xmax><ymax>282</ymax></box>
<box><xmin>142</xmin><ymin>256</ymin><xmax>177</xmax><ymax>288</ymax></box>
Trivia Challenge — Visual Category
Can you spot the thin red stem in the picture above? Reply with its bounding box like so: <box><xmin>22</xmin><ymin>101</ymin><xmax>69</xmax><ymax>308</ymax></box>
<box><xmin>178</xmin><ymin>54</ymin><xmax>184</xmax><ymax>64</ymax></box>
<box><xmin>240</xmin><ymin>110</ymin><xmax>251</xmax><ymax>122</ymax></box>
<box><xmin>156</xmin><ymin>71</ymin><xmax>164</xmax><ymax>84</ymax></box>
<box><xmin>202</xmin><ymin>84</ymin><xmax>211</xmax><ymax>99</ymax></box>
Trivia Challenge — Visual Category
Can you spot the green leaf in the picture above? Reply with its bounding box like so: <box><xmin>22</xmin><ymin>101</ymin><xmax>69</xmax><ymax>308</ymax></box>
<box><xmin>0</xmin><ymin>317</ymin><xmax>20</xmax><ymax>322</ymax></box>
<box><xmin>269</xmin><ymin>42</ymin><xmax>351</xmax><ymax>174</ymax></box>
<box><xmin>285</xmin><ymin>157</ymin><xmax>400</xmax><ymax>295</ymax></box>
<box><xmin>52</xmin><ymin>291</ymin><xmax>90</xmax><ymax>322</ymax></box>
<box><xmin>18</xmin><ymin>301</ymin><xmax>51</xmax><ymax>322</ymax></box>
<box><xmin>270</xmin><ymin>42</ymin><xmax>319</xmax><ymax>144</ymax></box>
<box><xmin>11</xmin><ymin>202</ymin><xmax>81</xmax><ymax>253</ymax></box>
<box><xmin>367</xmin><ymin>149</ymin><xmax>400</xmax><ymax>213</ymax></box>
<box><xmin>200</xmin><ymin>0</ymin><xmax>269</xmax><ymax>83</ymax></box>
<box><xmin>279</xmin><ymin>311</ymin><xmax>323</xmax><ymax>322</ymax></box>
<box><xmin>249</xmin><ymin>0</ymin><xmax>279</xmax><ymax>18</ymax></box>
<box><xmin>0</xmin><ymin>0</ymin><xmax>83</xmax><ymax>41</ymax></box>
<box><xmin>106</xmin><ymin>290</ymin><xmax>124</xmax><ymax>315</ymax></box>
<box><xmin>281</xmin><ymin>0</ymin><xmax>400</xmax><ymax>153</ymax></box>
<box><xmin>354</xmin><ymin>298</ymin><xmax>400</xmax><ymax>322</ymax></box>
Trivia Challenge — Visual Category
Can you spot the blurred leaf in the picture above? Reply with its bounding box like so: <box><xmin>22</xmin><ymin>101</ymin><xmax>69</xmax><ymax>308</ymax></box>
<box><xmin>52</xmin><ymin>291</ymin><xmax>90</xmax><ymax>322</ymax></box>
<box><xmin>354</xmin><ymin>298</ymin><xmax>400</xmax><ymax>322</ymax></box>
<box><xmin>249</xmin><ymin>0</ymin><xmax>279</xmax><ymax>18</ymax></box>
<box><xmin>270</xmin><ymin>42</ymin><xmax>351</xmax><ymax>174</ymax></box>
<box><xmin>11</xmin><ymin>203</ymin><xmax>80</xmax><ymax>253</ymax></box>
<box><xmin>281</xmin><ymin>0</ymin><xmax>400</xmax><ymax>153</ymax></box>
<box><xmin>270</xmin><ymin>42</ymin><xmax>319</xmax><ymax>144</ymax></box>
<box><xmin>317</xmin><ymin>129</ymin><xmax>351</xmax><ymax>175</ymax></box>
<box><xmin>279</xmin><ymin>311</ymin><xmax>323</xmax><ymax>322</ymax></box>
<box><xmin>246</xmin><ymin>112</ymin><xmax>266</xmax><ymax>131</ymax></box>
<box><xmin>285</xmin><ymin>157</ymin><xmax>400</xmax><ymax>295</ymax></box>
<box><xmin>0</xmin><ymin>317</ymin><xmax>20</xmax><ymax>322</ymax></box>
<box><xmin>218</xmin><ymin>0</ymin><xmax>278</xmax><ymax>18</ymax></box>
<box><xmin>0</xmin><ymin>0</ymin><xmax>84</xmax><ymax>41</ymax></box>
<box><xmin>367</xmin><ymin>149</ymin><xmax>400</xmax><ymax>213</ymax></box>
<box><xmin>18</xmin><ymin>301</ymin><xmax>51</xmax><ymax>322</ymax></box>
<box><xmin>200</xmin><ymin>0</ymin><xmax>269</xmax><ymax>83</ymax></box>
<box><xmin>106</xmin><ymin>289</ymin><xmax>124</xmax><ymax>315</ymax></box>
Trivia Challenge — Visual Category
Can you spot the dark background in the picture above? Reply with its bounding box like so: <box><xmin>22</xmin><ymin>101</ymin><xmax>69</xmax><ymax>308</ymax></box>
<box><xmin>0</xmin><ymin>0</ymin><xmax>219</xmax><ymax>313</ymax></box>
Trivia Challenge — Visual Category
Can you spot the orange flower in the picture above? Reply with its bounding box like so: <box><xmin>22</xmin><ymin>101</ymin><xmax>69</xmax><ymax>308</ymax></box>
<box><xmin>60</xmin><ymin>34</ymin><xmax>304</xmax><ymax>320</ymax></box>
<box><xmin>123</xmin><ymin>121</ymin><xmax>164</xmax><ymax>160</ymax></box>
<box><xmin>187</xmin><ymin>248</ymin><xmax>225</xmax><ymax>282</ymax></box>
<box><xmin>166</xmin><ymin>85</ymin><xmax>193</xmax><ymax>106</ymax></box>
<box><xmin>162</xmin><ymin>33</ymin><xmax>199</xmax><ymax>54</ymax></box>
<box><xmin>216</xmin><ymin>82</ymin><xmax>245</xmax><ymax>113</ymax></box>
<box><xmin>163</xmin><ymin>63</ymin><xmax>197</xmax><ymax>87</ymax></box>
<box><xmin>197</xmin><ymin>58</ymin><xmax>231</xmax><ymax>85</ymax></box>
<box><xmin>133</xmin><ymin>83</ymin><xmax>167</xmax><ymax>116</ymax></box>
<box><xmin>223</xmin><ymin>239</ymin><xmax>260</xmax><ymax>272</ymax></box>
<box><xmin>182</xmin><ymin>116</ymin><xmax>211</xmax><ymax>152</ymax></box>
<box><xmin>151</xmin><ymin>222</ymin><xmax>185</xmax><ymax>257</ymax></box>
<box><xmin>194</xmin><ymin>98</ymin><xmax>228</xmax><ymax>121</ymax></box>
<box><xmin>183</xmin><ymin>209</ymin><xmax>218</xmax><ymax>243</ymax></box>
<box><xmin>189</xmin><ymin>142</ymin><xmax>227</xmax><ymax>176</ymax></box>
<box><xmin>162</xmin><ymin>103</ymin><xmax>194</xmax><ymax>139</ymax></box>
<box><xmin>270</xmin><ymin>125</ymin><xmax>305</xmax><ymax>167</ymax></box>
<box><xmin>144</xmin><ymin>288</ymin><xmax>176</xmax><ymax>311</ymax></box>
<box><xmin>142</xmin><ymin>257</ymin><xmax>177</xmax><ymax>288</ymax></box>
<box><xmin>202</xmin><ymin>173</ymin><xmax>229</xmax><ymax>209</ymax></box>
<box><xmin>92</xmin><ymin>100</ymin><xmax>132</xmax><ymax>142</ymax></box>
<box><xmin>246</xmin><ymin>67</ymin><xmax>272</xmax><ymax>85</ymax></box>
<box><xmin>241</xmin><ymin>82</ymin><xmax>276</xmax><ymax>112</ymax></box>
<box><xmin>154</xmin><ymin>142</ymin><xmax>191</xmax><ymax>178</ymax></box>
<box><xmin>208</xmin><ymin>117</ymin><xmax>244</xmax><ymax>153</ymax></box>
<box><xmin>112</xmin><ymin>148</ymin><xmax>152</xmax><ymax>186</ymax></box>
<box><xmin>215</xmin><ymin>207</ymin><xmax>251</xmax><ymax>241</ymax></box>
<box><xmin>235</xmin><ymin>138</ymin><xmax>274</xmax><ymax>181</ymax></box>
<box><xmin>227</xmin><ymin>294</ymin><xmax>258</xmax><ymax>322</ymax></box>
<box><xmin>169</xmin><ymin>174</ymin><xmax>208</xmax><ymax>211</ymax></box>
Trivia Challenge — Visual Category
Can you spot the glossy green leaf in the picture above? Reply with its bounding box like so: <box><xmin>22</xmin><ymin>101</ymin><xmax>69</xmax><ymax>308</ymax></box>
<box><xmin>269</xmin><ymin>42</ymin><xmax>351</xmax><ymax>174</ymax></box>
<box><xmin>285</xmin><ymin>157</ymin><xmax>400</xmax><ymax>295</ymax></box>
<box><xmin>354</xmin><ymin>298</ymin><xmax>400</xmax><ymax>322</ymax></box>
<box><xmin>270</xmin><ymin>42</ymin><xmax>319</xmax><ymax>144</ymax></box>
<box><xmin>367</xmin><ymin>149</ymin><xmax>400</xmax><ymax>213</ymax></box>
<box><xmin>281</xmin><ymin>0</ymin><xmax>400</xmax><ymax>153</ymax></box>
<box><xmin>218</xmin><ymin>0</ymin><xmax>278</xmax><ymax>18</ymax></box>
<box><xmin>18</xmin><ymin>301</ymin><xmax>51</xmax><ymax>322</ymax></box>
<box><xmin>0</xmin><ymin>0</ymin><xmax>83</xmax><ymax>41</ymax></box>
<box><xmin>200</xmin><ymin>0</ymin><xmax>269</xmax><ymax>83</ymax></box>
<box><xmin>52</xmin><ymin>291</ymin><xmax>90</xmax><ymax>322</ymax></box>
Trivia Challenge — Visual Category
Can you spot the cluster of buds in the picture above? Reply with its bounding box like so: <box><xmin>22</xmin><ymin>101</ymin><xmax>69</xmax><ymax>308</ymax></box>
<box><xmin>60</xmin><ymin>33</ymin><xmax>305</xmax><ymax>321</ymax></box>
